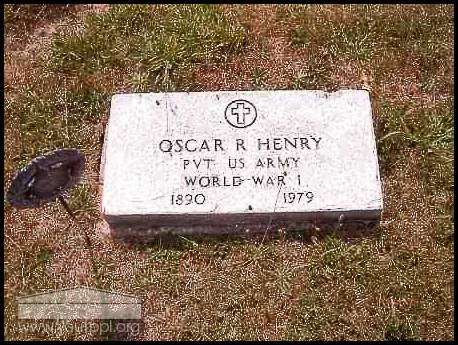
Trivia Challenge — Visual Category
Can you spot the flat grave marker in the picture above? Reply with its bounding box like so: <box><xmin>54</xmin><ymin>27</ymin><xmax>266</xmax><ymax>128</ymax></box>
<box><xmin>101</xmin><ymin>90</ymin><xmax>383</xmax><ymax>236</ymax></box>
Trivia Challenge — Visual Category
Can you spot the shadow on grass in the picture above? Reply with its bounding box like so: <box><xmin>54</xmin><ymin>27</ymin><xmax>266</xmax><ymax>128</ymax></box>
<box><xmin>108</xmin><ymin>220</ymin><xmax>380</xmax><ymax>250</ymax></box>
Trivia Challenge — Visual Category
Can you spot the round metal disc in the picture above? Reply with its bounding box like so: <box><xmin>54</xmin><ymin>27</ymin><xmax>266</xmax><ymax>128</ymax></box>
<box><xmin>7</xmin><ymin>148</ymin><xmax>85</xmax><ymax>209</ymax></box>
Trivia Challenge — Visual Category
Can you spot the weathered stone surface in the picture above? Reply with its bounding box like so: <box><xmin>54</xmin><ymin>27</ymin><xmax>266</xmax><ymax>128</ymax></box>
<box><xmin>101</xmin><ymin>90</ymin><xmax>383</xmax><ymax>234</ymax></box>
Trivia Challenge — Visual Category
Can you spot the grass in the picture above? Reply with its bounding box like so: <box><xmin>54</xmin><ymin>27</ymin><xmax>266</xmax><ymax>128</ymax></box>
<box><xmin>251</xmin><ymin>67</ymin><xmax>268</xmax><ymax>89</ymax></box>
<box><xmin>385</xmin><ymin>322</ymin><xmax>420</xmax><ymax>341</ymax></box>
<box><xmin>4</xmin><ymin>4</ymin><xmax>454</xmax><ymax>341</ymax></box>
<box><xmin>287</xmin><ymin>8</ymin><xmax>376</xmax><ymax>60</ymax></box>
<box><xmin>290</xmin><ymin>64</ymin><xmax>333</xmax><ymax>90</ymax></box>
<box><xmin>51</xmin><ymin>4</ymin><xmax>247</xmax><ymax>91</ymax></box>
<box><xmin>378</xmin><ymin>99</ymin><xmax>454</xmax><ymax>176</ymax></box>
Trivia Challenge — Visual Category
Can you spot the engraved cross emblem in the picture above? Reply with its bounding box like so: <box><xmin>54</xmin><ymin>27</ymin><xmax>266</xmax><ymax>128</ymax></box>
<box><xmin>224</xmin><ymin>100</ymin><xmax>257</xmax><ymax>128</ymax></box>
<box><xmin>231</xmin><ymin>102</ymin><xmax>251</xmax><ymax>125</ymax></box>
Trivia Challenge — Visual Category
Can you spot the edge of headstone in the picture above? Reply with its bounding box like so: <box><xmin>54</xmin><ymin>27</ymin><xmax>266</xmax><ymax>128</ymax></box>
<box><xmin>97</xmin><ymin>89</ymin><xmax>383</xmax><ymax>242</ymax></box>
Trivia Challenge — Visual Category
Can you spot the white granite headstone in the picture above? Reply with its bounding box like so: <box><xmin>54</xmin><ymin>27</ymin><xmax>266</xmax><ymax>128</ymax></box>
<box><xmin>101</xmin><ymin>90</ymin><xmax>383</xmax><ymax>234</ymax></box>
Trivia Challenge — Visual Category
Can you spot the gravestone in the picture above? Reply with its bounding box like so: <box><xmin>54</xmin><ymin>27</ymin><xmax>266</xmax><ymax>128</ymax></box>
<box><xmin>100</xmin><ymin>90</ymin><xmax>383</xmax><ymax>238</ymax></box>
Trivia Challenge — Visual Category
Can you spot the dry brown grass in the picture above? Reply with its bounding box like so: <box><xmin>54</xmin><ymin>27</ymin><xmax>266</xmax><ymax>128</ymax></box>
<box><xmin>4</xmin><ymin>4</ymin><xmax>454</xmax><ymax>340</ymax></box>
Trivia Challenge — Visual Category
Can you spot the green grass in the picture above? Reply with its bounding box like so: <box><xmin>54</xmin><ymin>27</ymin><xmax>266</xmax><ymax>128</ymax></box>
<box><xmin>290</xmin><ymin>27</ymin><xmax>308</xmax><ymax>46</ymax></box>
<box><xmin>385</xmin><ymin>322</ymin><xmax>420</xmax><ymax>341</ymax></box>
<box><xmin>51</xmin><ymin>4</ymin><xmax>247</xmax><ymax>91</ymax></box>
<box><xmin>4</xmin><ymin>4</ymin><xmax>14</xmax><ymax>22</ymax></box>
<box><xmin>287</xmin><ymin>10</ymin><xmax>375</xmax><ymax>60</ymax></box>
<box><xmin>285</xmin><ymin>229</ymin><xmax>451</xmax><ymax>340</ymax></box>
<box><xmin>290</xmin><ymin>64</ymin><xmax>333</xmax><ymax>90</ymax></box>
<box><xmin>287</xmin><ymin>289</ymin><xmax>342</xmax><ymax>340</ymax></box>
<box><xmin>65</xmin><ymin>180</ymin><xmax>99</xmax><ymax>216</ymax></box>
<box><xmin>277</xmin><ymin>4</ymin><xmax>309</xmax><ymax>21</ymax></box>
<box><xmin>251</xmin><ymin>67</ymin><xmax>268</xmax><ymax>88</ymax></box>
<box><xmin>290</xmin><ymin>21</ymin><xmax>375</xmax><ymax>60</ymax></box>
<box><xmin>5</xmin><ymin>89</ymin><xmax>109</xmax><ymax>165</ymax></box>
<box><xmin>286</xmin><ymin>4</ymin><xmax>453</xmax><ymax>66</ymax></box>
<box><xmin>4</xmin><ymin>4</ymin><xmax>454</xmax><ymax>341</ymax></box>
<box><xmin>377</xmin><ymin>98</ymin><xmax>454</xmax><ymax>192</ymax></box>
<box><xmin>330</xmin><ymin>20</ymin><xmax>375</xmax><ymax>60</ymax></box>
